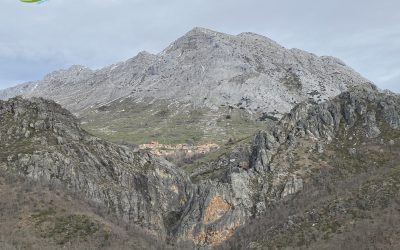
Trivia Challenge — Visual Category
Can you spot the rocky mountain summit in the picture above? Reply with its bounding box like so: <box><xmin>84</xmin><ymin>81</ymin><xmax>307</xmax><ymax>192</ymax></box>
<box><xmin>0</xmin><ymin>28</ymin><xmax>373</xmax><ymax>145</ymax></box>
<box><xmin>1</xmin><ymin>86</ymin><xmax>400</xmax><ymax>248</ymax></box>
<box><xmin>1</xmin><ymin>28</ymin><xmax>370</xmax><ymax>115</ymax></box>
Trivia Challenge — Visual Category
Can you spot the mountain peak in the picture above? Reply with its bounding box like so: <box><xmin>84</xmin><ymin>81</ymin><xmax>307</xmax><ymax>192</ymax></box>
<box><xmin>186</xmin><ymin>27</ymin><xmax>220</xmax><ymax>36</ymax></box>
<box><xmin>177</xmin><ymin>27</ymin><xmax>235</xmax><ymax>42</ymax></box>
<box><xmin>237</xmin><ymin>32</ymin><xmax>282</xmax><ymax>47</ymax></box>
<box><xmin>136</xmin><ymin>50</ymin><xmax>153</xmax><ymax>57</ymax></box>
<box><xmin>0</xmin><ymin>27</ymin><xmax>371</xmax><ymax>118</ymax></box>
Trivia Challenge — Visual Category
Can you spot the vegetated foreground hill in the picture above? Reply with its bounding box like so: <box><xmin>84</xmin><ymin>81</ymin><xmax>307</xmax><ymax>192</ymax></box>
<box><xmin>216</xmin><ymin>89</ymin><xmax>400</xmax><ymax>250</ymax></box>
<box><xmin>0</xmin><ymin>173</ymin><xmax>177</xmax><ymax>250</ymax></box>
<box><xmin>0</xmin><ymin>97</ymin><xmax>194</xmax><ymax>249</ymax></box>
<box><xmin>186</xmin><ymin>86</ymin><xmax>400</xmax><ymax>249</ymax></box>
<box><xmin>0</xmin><ymin>27</ymin><xmax>372</xmax><ymax>146</ymax></box>
<box><xmin>1</xmin><ymin>87</ymin><xmax>400</xmax><ymax>249</ymax></box>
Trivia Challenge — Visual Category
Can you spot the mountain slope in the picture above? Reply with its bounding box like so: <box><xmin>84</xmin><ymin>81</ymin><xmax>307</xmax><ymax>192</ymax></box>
<box><xmin>1</xmin><ymin>28</ymin><xmax>370</xmax><ymax>114</ymax></box>
<box><xmin>0</xmin><ymin>28</ymin><xmax>373</xmax><ymax>145</ymax></box>
<box><xmin>1</xmin><ymin>86</ymin><xmax>400</xmax><ymax>248</ymax></box>
<box><xmin>0</xmin><ymin>97</ymin><xmax>195</xmax><ymax>245</ymax></box>
<box><xmin>217</xmin><ymin>90</ymin><xmax>400</xmax><ymax>249</ymax></box>
<box><xmin>0</xmin><ymin>172</ymin><xmax>173</xmax><ymax>250</ymax></box>
<box><xmin>1</xmin><ymin>27</ymin><xmax>397</xmax><ymax>249</ymax></box>
<box><xmin>0</xmin><ymin>96</ymin><xmax>268</xmax><ymax>247</ymax></box>
<box><xmin>184</xmin><ymin>87</ymin><xmax>400</xmax><ymax>247</ymax></box>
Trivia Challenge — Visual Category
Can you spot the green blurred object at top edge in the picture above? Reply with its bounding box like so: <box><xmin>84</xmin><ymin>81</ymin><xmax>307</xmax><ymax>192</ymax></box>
<box><xmin>20</xmin><ymin>0</ymin><xmax>42</xmax><ymax>3</ymax></box>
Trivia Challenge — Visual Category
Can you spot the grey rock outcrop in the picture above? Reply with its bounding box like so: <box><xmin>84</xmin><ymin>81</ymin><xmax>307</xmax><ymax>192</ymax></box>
<box><xmin>184</xmin><ymin>88</ymin><xmax>400</xmax><ymax>245</ymax></box>
<box><xmin>0</xmin><ymin>97</ymin><xmax>193</xmax><ymax>240</ymax></box>
<box><xmin>0</xmin><ymin>82</ymin><xmax>37</xmax><ymax>100</ymax></box>
<box><xmin>365</xmin><ymin>111</ymin><xmax>381</xmax><ymax>138</ymax></box>
<box><xmin>248</xmin><ymin>88</ymin><xmax>400</xmax><ymax>174</ymax></box>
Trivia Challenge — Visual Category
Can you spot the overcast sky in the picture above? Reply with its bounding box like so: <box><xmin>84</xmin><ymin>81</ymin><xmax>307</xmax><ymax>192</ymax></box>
<box><xmin>0</xmin><ymin>0</ymin><xmax>399</xmax><ymax>92</ymax></box>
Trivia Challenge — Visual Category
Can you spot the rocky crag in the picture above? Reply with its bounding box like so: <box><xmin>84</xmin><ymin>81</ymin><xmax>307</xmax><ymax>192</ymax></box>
<box><xmin>1</xmin><ymin>86</ymin><xmax>399</xmax><ymax>248</ymax></box>
<box><xmin>181</xmin><ymin>86</ymin><xmax>400</xmax><ymax>246</ymax></box>
<box><xmin>217</xmin><ymin>88</ymin><xmax>400</xmax><ymax>249</ymax></box>
<box><xmin>0</xmin><ymin>97</ymin><xmax>193</xmax><ymax>243</ymax></box>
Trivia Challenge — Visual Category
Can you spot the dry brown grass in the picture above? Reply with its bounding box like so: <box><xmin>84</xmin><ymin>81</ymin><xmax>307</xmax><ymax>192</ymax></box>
<box><xmin>0</xmin><ymin>172</ymin><xmax>189</xmax><ymax>250</ymax></box>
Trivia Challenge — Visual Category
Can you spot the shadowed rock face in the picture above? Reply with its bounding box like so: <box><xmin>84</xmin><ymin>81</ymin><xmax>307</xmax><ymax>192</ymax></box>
<box><xmin>0</xmin><ymin>97</ymin><xmax>193</xmax><ymax>239</ymax></box>
<box><xmin>2</xmin><ymin>88</ymin><xmax>399</xmax><ymax>247</ymax></box>
<box><xmin>0</xmin><ymin>28</ymin><xmax>371</xmax><ymax>118</ymax></box>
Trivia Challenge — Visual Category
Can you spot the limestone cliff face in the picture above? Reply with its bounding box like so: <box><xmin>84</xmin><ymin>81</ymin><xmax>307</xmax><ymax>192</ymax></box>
<box><xmin>0</xmin><ymin>28</ymin><xmax>370</xmax><ymax>118</ymax></box>
<box><xmin>249</xmin><ymin>88</ymin><xmax>400</xmax><ymax>174</ymax></box>
<box><xmin>180</xmin><ymin>88</ymin><xmax>400</xmax><ymax>245</ymax></box>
